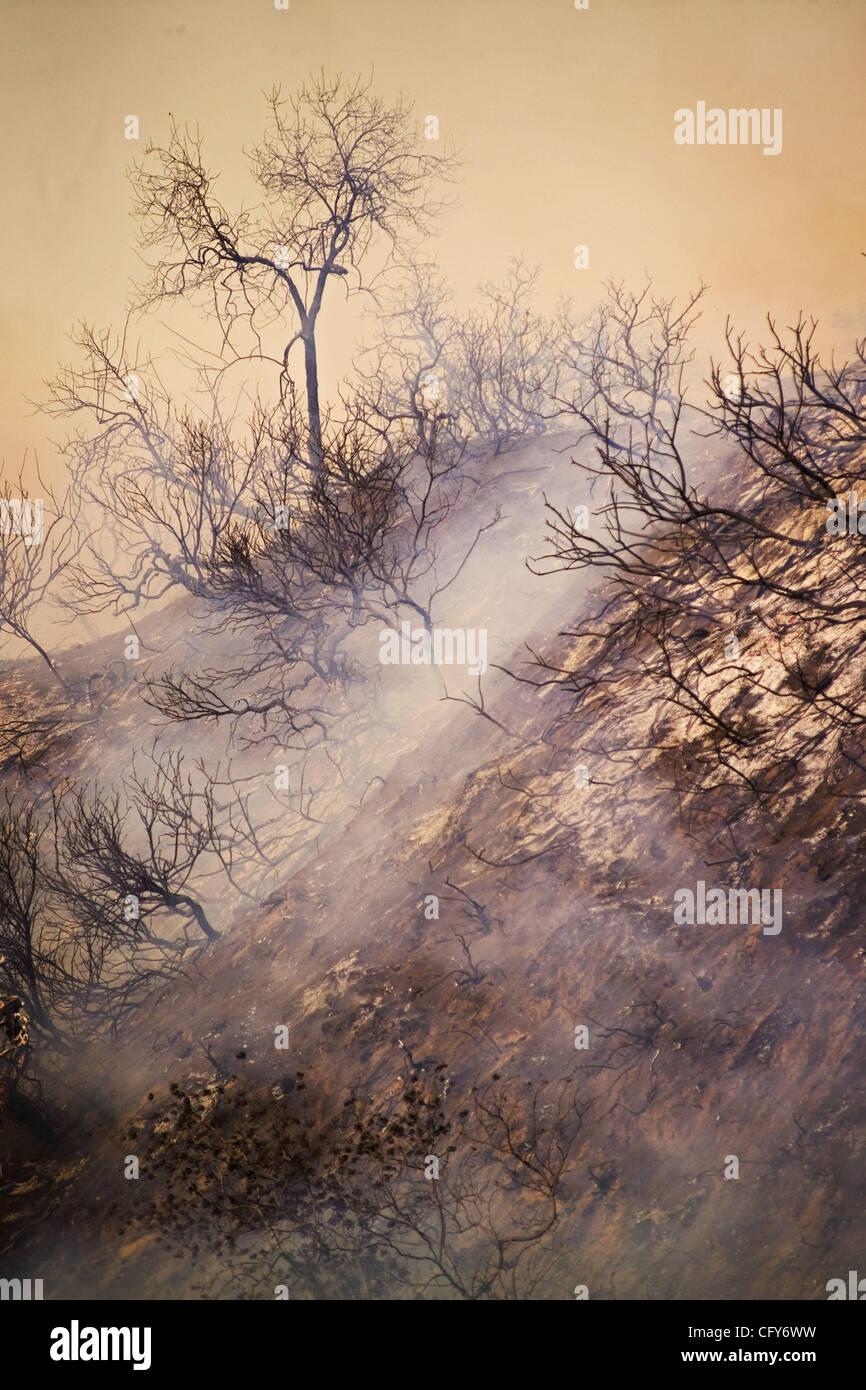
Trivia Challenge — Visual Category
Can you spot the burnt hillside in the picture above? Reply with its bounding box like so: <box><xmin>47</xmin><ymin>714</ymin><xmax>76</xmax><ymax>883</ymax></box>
<box><xmin>1</xmin><ymin>419</ymin><xmax>864</xmax><ymax>1300</ymax></box>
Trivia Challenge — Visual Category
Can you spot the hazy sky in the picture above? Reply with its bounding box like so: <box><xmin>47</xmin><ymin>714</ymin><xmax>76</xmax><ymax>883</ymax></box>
<box><xmin>2</xmin><ymin>0</ymin><xmax>864</xmax><ymax>476</ymax></box>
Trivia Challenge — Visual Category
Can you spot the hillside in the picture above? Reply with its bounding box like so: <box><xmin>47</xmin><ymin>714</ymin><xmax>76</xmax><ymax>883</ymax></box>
<box><xmin>1</xmin><ymin>430</ymin><xmax>864</xmax><ymax>1301</ymax></box>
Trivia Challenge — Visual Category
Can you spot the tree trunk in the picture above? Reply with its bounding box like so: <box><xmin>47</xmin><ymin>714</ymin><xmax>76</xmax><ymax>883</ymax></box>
<box><xmin>303</xmin><ymin>331</ymin><xmax>323</xmax><ymax>472</ymax></box>
<box><xmin>165</xmin><ymin>891</ymin><xmax>220</xmax><ymax>942</ymax></box>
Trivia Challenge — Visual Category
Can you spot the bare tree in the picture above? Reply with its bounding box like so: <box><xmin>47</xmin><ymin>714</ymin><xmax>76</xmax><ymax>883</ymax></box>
<box><xmin>455</xmin><ymin>259</ymin><xmax>561</xmax><ymax>454</ymax></box>
<box><xmin>0</xmin><ymin>782</ymin><xmax>213</xmax><ymax>1053</ymax></box>
<box><xmin>708</xmin><ymin>314</ymin><xmax>866</xmax><ymax>504</ymax></box>
<box><xmin>0</xmin><ymin>798</ymin><xmax>61</xmax><ymax>1039</ymax></box>
<box><xmin>131</xmin><ymin>73</ymin><xmax>458</xmax><ymax>469</ymax></box>
<box><xmin>520</xmin><ymin>278</ymin><xmax>866</xmax><ymax>845</ymax></box>
<box><xmin>0</xmin><ymin>459</ymin><xmax>79</xmax><ymax>686</ymax></box>
<box><xmin>58</xmin><ymin>762</ymin><xmax>224</xmax><ymax>946</ymax></box>
<box><xmin>359</xmin><ymin>258</ymin><xmax>561</xmax><ymax>458</ymax></box>
<box><xmin>143</xmin><ymin>394</ymin><xmax>498</xmax><ymax>746</ymax></box>
<box><xmin>43</xmin><ymin>331</ymin><xmax>272</xmax><ymax>616</ymax></box>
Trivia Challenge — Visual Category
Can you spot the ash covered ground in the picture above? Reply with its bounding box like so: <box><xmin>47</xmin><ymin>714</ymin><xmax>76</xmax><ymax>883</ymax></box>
<box><xmin>2</xmin><ymin>415</ymin><xmax>864</xmax><ymax>1300</ymax></box>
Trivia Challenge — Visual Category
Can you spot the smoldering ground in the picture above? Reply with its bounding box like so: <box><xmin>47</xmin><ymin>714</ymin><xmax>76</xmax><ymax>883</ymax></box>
<box><xmin>2</xmin><ymin>411</ymin><xmax>864</xmax><ymax>1299</ymax></box>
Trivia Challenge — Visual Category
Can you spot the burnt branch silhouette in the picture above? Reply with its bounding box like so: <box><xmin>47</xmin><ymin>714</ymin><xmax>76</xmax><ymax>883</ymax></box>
<box><xmin>130</xmin><ymin>73</ymin><xmax>458</xmax><ymax>471</ymax></box>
